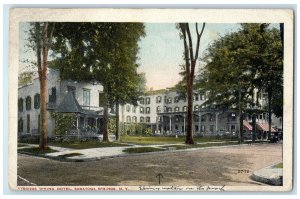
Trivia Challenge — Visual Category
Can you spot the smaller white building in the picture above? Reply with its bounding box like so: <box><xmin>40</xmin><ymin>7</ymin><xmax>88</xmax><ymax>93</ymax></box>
<box><xmin>18</xmin><ymin>69</ymin><xmax>105</xmax><ymax>137</ymax></box>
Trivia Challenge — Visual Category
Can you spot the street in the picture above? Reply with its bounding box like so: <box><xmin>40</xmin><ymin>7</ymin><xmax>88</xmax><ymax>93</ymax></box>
<box><xmin>17</xmin><ymin>143</ymin><xmax>282</xmax><ymax>186</ymax></box>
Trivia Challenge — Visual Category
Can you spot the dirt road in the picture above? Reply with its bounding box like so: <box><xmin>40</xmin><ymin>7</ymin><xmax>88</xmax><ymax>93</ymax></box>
<box><xmin>17</xmin><ymin>143</ymin><xmax>282</xmax><ymax>186</ymax></box>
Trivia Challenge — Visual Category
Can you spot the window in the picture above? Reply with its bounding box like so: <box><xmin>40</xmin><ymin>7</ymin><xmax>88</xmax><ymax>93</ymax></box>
<box><xmin>210</xmin><ymin>125</ymin><xmax>214</xmax><ymax>132</ymax></box>
<box><xmin>18</xmin><ymin>98</ymin><xmax>23</xmax><ymax>112</ymax></box>
<box><xmin>27</xmin><ymin>114</ymin><xmax>30</xmax><ymax>134</ymax></box>
<box><xmin>175</xmin><ymin>107</ymin><xmax>179</xmax><ymax>112</ymax></box>
<box><xmin>201</xmin><ymin>115</ymin><xmax>206</xmax><ymax>122</ymax></box>
<box><xmin>132</xmin><ymin>116</ymin><xmax>137</xmax><ymax>123</ymax></box>
<box><xmin>146</xmin><ymin>107</ymin><xmax>150</xmax><ymax>114</ymax></box>
<box><xmin>156</xmin><ymin>106</ymin><xmax>161</xmax><ymax>113</ymax></box>
<box><xmin>34</xmin><ymin>93</ymin><xmax>40</xmax><ymax>109</ymax></box>
<box><xmin>231</xmin><ymin>125</ymin><xmax>236</xmax><ymax>131</ymax></box>
<box><xmin>182</xmin><ymin>106</ymin><xmax>187</xmax><ymax>112</ymax></box>
<box><xmin>194</xmin><ymin>94</ymin><xmax>199</xmax><ymax>101</ymax></box>
<box><xmin>140</xmin><ymin>98</ymin><xmax>145</xmax><ymax>104</ymax></box>
<box><xmin>164</xmin><ymin>96</ymin><xmax>168</xmax><ymax>103</ymax></box>
<box><xmin>126</xmin><ymin>116</ymin><xmax>131</xmax><ymax>123</ymax></box>
<box><xmin>209</xmin><ymin>114</ymin><xmax>214</xmax><ymax>121</ymax></box>
<box><xmin>200</xmin><ymin>93</ymin><xmax>205</xmax><ymax>101</ymax></box>
<box><xmin>231</xmin><ymin>113</ymin><xmax>236</xmax><ymax>121</ymax></box>
<box><xmin>140</xmin><ymin>107</ymin><xmax>144</xmax><ymax>114</ymax></box>
<box><xmin>132</xmin><ymin>107</ymin><xmax>136</xmax><ymax>113</ymax></box>
<box><xmin>201</xmin><ymin>125</ymin><xmax>206</xmax><ymax>132</ymax></box>
<box><xmin>49</xmin><ymin>87</ymin><xmax>57</xmax><ymax>103</ymax></box>
<box><xmin>126</xmin><ymin>105</ymin><xmax>131</xmax><ymax>112</ymax></box>
<box><xmin>168</xmin><ymin>97</ymin><xmax>172</xmax><ymax>104</ymax></box>
<box><xmin>167</xmin><ymin>107</ymin><xmax>172</xmax><ymax>113</ymax></box>
<box><xmin>195</xmin><ymin>125</ymin><xmax>199</xmax><ymax>132</ymax></box>
<box><xmin>25</xmin><ymin>96</ymin><xmax>31</xmax><ymax>110</ymax></box>
<box><xmin>83</xmin><ymin>89</ymin><xmax>91</xmax><ymax>106</ymax></box>
<box><xmin>158</xmin><ymin>116</ymin><xmax>162</xmax><ymax>122</ymax></box>
<box><xmin>146</xmin><ymin>117</ymin><xmax>150</xmax><ymax>123</ymax></box>
<box><xmin>156</xmin><ymin>96</ymin><xmax>162</xmax><ymax>103</ymax></box>
<box><xmin>146</xmin><ymin>97</ymin><xmax>151</xmax><ymax>105</ymax></box>
<box><xmin>164</xmin><ymin>106</ymin><xmax>167</xmax><ymax>112</ymax></box>
<box><xmin>194</xmin><ymin>105</ymin><xmax>199</xmax><ymax>111</ymax></box>
<box><xmin>140</xmin><ymin>117</ymin><xmax>144</xmax><ymax>123</ymax></box>
<box><xmin>174</xmin><ymin>96</ymin><xmax>179</xmax><ymax>103</ymax></box>
<box><xmin>18</xmin><ymin>118</ymin><xmax>23</xmax><ymax>133</ymax></box>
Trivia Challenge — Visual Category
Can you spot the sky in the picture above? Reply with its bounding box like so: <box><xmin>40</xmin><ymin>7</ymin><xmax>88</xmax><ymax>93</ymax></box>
<box><xmin>136</xmin><ymin>23</ymin><xmax>241</xmax><ymax>90</ymax></box>
<box><xmin>19</xmin><ymin>23</ymin><xmax>242</xmax><ymax>89</ymax></box>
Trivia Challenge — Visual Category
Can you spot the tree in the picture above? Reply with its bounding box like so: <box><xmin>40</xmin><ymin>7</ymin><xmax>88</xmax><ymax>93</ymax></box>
<box><xmin>200</xmin><ymin>30</ymin><xmax>254</xmax><ymax>143</ymax></box>
<box><xmin>51</xmin><ymin>23</ymin><xmax>145</xmax><ymax>142</ymax></box>
<box><xmin>113</xmin><ymin>72</ymin><xmax>146</xmax><ymax>141</ymax></box>
<box><xmin>247</xmin><ymin>24</ymin><xmax>283</xmax><ymax>138</ymax></box>
<box><xmin>178</xmin><ymin>23</ymin><xmax>205</xmax><ymax>144</ymax></box>
<box><xmin>28</xmin><ymin>22</ymin><xmax>55</xmax><ymax>150</ymax></box>
<box><xmin>200</xmin><ymin>23</ymin><xmax>283</xmax><ymax>142</ymax></box>
<box><xmin>18</xmin><ymin>71</ymin><xmax>33</xmax><ymax>86</ymax></box>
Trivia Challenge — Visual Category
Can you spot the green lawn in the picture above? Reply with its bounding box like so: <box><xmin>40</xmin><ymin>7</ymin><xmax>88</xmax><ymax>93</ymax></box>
<box><xmin>123</xmin><ymin>147</ymin><xmax>166</xmax><ymax>153</ymax></box>
<box><xmin>164</xmin><ymin>141</ymin><xmax>239</xmax><ymax>150</ymax></box>
<box><xmin>18</xmin><ymin>147</ymin><xmax>58</xmax><ymax>154</ymax></box>
<box><xmin>120</xmin><ymin>135</ymin><xmax>237</xmax><ymax>145</ymax></box>
<box><xmin>274</xmin><ymin>162</ymin><xmax>283</xmax><ymax>168</ymax></box>
<box><xmin>49</xmin><ymin>141</ymin><xmax>129</xmax><ymax>149</ymax></box>
<box><xmin>18</xmin><ymin>143</ymin><xmax>28</xmax><ymax>147</ymax></box>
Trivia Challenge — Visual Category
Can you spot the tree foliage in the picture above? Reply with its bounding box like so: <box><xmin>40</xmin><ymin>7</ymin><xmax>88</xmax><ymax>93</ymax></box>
<box><xmin>199</xmin><ymin>23</ymin><xmax>283</xmax><ymax>141</ymax></box>
<box><xmin>51</xmin><ymin>22</ymin><xmax>146</xmax><ymax>142</ymax></box>
<box><xmin>18</xmin><ymin>71</ymin><xmax>33</xmax><ymax>86</ymax></box>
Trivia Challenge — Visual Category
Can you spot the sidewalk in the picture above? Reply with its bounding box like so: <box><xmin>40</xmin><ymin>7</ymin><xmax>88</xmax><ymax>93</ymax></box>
<box><xmin>18</xmin><ymin>141</ymin><xmax>239</xmax><ymax>162</ymax></box>
<box><xmin>250</xmin><ymin>164</ymin><xmax>283</xmax><ymax>186</ymax></box>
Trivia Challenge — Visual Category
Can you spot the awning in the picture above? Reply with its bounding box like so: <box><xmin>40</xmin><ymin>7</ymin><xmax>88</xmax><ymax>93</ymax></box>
<box><xmin>256</xmin><ymin>122</ymin><xmax>276</xmax><ymax>132</ymax></box>
<box><xmin>243</xmin><ymin>121</ymin><xmax>252</xmax><ymax>131</ymax></box>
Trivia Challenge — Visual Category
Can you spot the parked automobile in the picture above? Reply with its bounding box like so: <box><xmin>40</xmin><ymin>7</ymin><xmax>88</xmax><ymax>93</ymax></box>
<box><xmin>270</xmin><ymin>132</ymin><xmax>279</xmax><ymax>143</ymax></box>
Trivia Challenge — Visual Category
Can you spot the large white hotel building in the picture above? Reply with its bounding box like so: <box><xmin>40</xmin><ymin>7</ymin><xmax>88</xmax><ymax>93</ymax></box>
<box><xmin>18</xmin><ymin>69</ymin><xmax>282</xmax><ymax>139</ymax></box>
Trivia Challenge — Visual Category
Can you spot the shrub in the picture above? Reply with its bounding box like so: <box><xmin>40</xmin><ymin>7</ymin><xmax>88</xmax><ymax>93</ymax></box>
<box><xmin>50</xmin><ymin>112</ymin><xmax>76</xmax><ymax>136</ymax></box>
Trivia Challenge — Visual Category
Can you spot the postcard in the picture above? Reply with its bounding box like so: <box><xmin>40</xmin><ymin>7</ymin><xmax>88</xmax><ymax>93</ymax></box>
<box><xmin>9</xmin><ymin>8</ymin><xmax>293</xmax><ymax>192</ymax></box>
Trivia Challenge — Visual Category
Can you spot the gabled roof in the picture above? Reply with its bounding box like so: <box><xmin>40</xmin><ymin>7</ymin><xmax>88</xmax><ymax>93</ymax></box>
<box><xmin>56</xmin><ymin>92</ymin><xmax>83</xmax><ymax>113</ymax></box>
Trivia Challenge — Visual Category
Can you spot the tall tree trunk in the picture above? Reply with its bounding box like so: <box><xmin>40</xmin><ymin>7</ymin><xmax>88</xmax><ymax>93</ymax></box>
<box><xmin>239</xmin><ymin>113</ymin><xmax>244</xmax><ymax>143</ymax></box>
<box><xmin>268</xmin><ymin>88</ymin><xmax>272</xmax><ymax>140</ymax></box>
<box><xmin>35</xmin><ymin>22</ymin><xmax>49</xmax><ymax>150</ymax></box>
<box><xmin>179</xmin><ymin>23</ymin><xmax>205</xmax><ymax>145</ymax></box>
<box><xmin>115</xmin><ymin>101</ymin><xmax>120</xmax><ymax>141</ymax></box>
<box><xmin>102</xmin><ymin>88</ymin><xmax>109</xmax><ymax>142</ymax></box>
<box><xmin>186</xmin><ymin>74</ymin><xmax>194</xmax><ymax>144</ymax></box>
<box><xmin>39</xmin><ymin>74</ymin><xmax>48</xmax><ymax>149</ymax></box>
<box><xmin>238</xmin><ymin>89</ymin><xmax>244</xmax><ymax>143</ymax></box>
<box><xmin>252</xmin><ymin>113</ymin><xmax>256</xmax><ymax>143</ymax></box>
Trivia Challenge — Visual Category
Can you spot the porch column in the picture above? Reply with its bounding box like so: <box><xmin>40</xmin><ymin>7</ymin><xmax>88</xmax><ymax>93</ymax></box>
<box><xmin>95</xmin><ymin>117</ymin><xmax>97</xmax><ymax>131</ymax></box>
<box><xmin>198</xmin><ymin>112</ymin><xmax>201</xmax><ymax>134</ymax></box>
<box><xmin>215</xmin><ymin>112</ymin><xmax>219</xmax><ymax>132</ymax></box>
<box><xmin>161</xmin><ymin>117</ymin><xmax>163</xmax><ymax>134</ymax></box>
<box><xmin>156</xmin><ymin>116</ymin><xmax>159</xmax><ymax>133</ymax></box>
<box><xmin>76</xmin><ymin>114</ymin><xmax>79</xmax><ymax>140</ymax></box>
<box><xmin>169</xmin><ymin>115</ymin><xmax>172</xmax><ymax>134</ymax></box>
<box><xmin>183</xmin><ymin>114</ymin><xmax>186</xmax><ymax>135</ymax></box>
